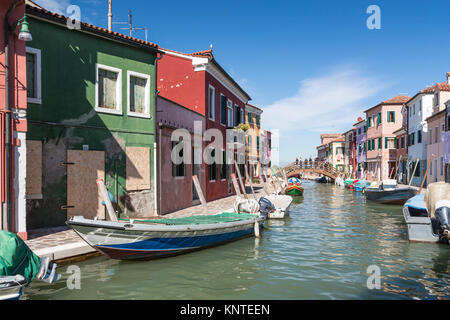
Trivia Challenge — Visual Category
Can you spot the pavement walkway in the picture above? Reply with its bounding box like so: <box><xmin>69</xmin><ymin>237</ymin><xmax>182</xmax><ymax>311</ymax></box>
<box><xmin>25</xmin><ymin>184</ymin><xmax>267</xmax><ymax>262</ymax></box>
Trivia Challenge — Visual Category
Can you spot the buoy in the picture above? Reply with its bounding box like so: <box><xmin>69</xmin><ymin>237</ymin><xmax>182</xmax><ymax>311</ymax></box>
<box><xmin>254</xmin><ymin>220</ymin><xmax>260</xmax><ymax>238</ymax></box>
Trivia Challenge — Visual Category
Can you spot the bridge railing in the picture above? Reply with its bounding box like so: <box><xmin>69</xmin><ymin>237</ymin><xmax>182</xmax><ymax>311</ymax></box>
<box><xmin>284</xmin><ymin>161</ymin><xmax>342</xmax><ymax>179</ymax></box>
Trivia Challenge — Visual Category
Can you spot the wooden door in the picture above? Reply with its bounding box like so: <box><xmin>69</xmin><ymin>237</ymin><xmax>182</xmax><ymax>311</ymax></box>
<box><xmin>67</xmin><ymin>150</ymin><xmax>105</xmax><ymax>220</ymax></box>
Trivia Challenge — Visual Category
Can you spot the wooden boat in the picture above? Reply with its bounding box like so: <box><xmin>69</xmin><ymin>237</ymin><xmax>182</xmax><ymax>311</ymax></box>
<box><xmin>403</xmin><ymin>182</ymin><xmax>450</xmax><ymax>244</ymax></box>
<box><xmin>285</xmin><ymin>177</ymin><xmax>304</xmax><ymax>196</ymax></box>
<box><xmin>67</xmin><ymin>212</ymin><xmax>265</xmax><ymax>260</ymax></box>
<box><xmin>263</xmin><ymin>195</ymin><xmax>293</xmax><ymax>219</ymax></box>
<box><xmin>364</xmin><ymin>180</ymin><xmax>417</xmax><ymax>204</ymax></box>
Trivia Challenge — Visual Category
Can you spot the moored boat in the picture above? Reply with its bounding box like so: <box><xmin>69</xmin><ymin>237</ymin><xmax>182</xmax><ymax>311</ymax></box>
<box><xmin>403</xmin><ymin>182</ymin><xmax>450</xmax><ymax>244</ymax></box>
<box><xmin>364</xmin><ymin>180</ymin><xmax>417</xmax><ymax>205</ymax></box>
<box><xmin>353</xmin><ymin>180</ymin><xmax>371</xmax><ymax>192</ymax></box>
<box><xmin>344</xmin><ymin>179</ymin><xmax>356</xmax><ymax>188</ymax></box>
<box><xmin>285</xmin><ymin>177</ymin><xmax>304</xmax><ymax>196</ymax></box>
<box><xmin>316</xmin><ymin>176</ymin><xmax>327</xmax><ymax>183</ymax></box>
<box><xmin>67</xmin><ymin>212</ymin><xmax>265</xmax><ymax>260</ymax></box>
<box><xmin>0</xmin><ymin>231</ymin><xmax>60</xmax><ymax>300</ymax></box>
<box><xmin>263</xmin><ymin>194</ymin><xmax>293</xmax><ymax>219</ymax></box>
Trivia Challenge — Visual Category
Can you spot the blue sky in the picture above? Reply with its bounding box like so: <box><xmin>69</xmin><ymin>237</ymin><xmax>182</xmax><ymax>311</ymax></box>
<box><xmin>34</xmin><ymin>0</ymin><xmax>450</xmax><ymax>164</ymax></box>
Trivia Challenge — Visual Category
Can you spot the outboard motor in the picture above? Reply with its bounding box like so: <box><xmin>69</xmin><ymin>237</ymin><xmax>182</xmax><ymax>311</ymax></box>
<box><xmin>258</xmin><ymin>197</ymin><xmax>276</xmax><ymax>218</ymax></box>
<box><xmin>435</xmin><ymin>200</ymin><xmax>450</xmax><ymax>244</ymax></box>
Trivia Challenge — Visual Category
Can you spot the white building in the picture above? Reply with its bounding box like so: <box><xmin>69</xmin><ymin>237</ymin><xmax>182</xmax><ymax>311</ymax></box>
<box><xmin>406</xmin><ymin>86</ymin><xmax>434</xmax><ymax>186</ymax></box>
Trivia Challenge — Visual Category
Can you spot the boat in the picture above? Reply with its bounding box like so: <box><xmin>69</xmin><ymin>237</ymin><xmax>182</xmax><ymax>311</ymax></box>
<box><xmin>0</xmin><ymin>275</ymin><xmax>27</xmax><ymax>300</ymax></box>
<box><xmin>344</xmin><ymin>179</ymin><xmax>356</xmax><ymax>188</ymax></box>
<box><xmin>353</xmin><ymin>180</ymin><xmax>371</xmax><ymax>192</ymax></box>
<box><xmin>263</xmin><ymin>194</ymin><xmax>293</xmax><ymax>219</ymax></box>
<box><xmin>403</xmin><ymin>182</ymin><xmax>450</xmax><ymax>244</ymax></box>
<box><xmin>0</xmin><ymin>231</ymin><xmax>60</xmax><ymax>300</ymax></box>
<box><xmin>67</xmin><ymin>211</ymin><xmax>265</xmax><ymax>260</ymax></box>
<box><xmin>364</xmin><ymin>179</ymin><xmax>417</xmax><ymax>204</ymax></box>
<box><xmin>316</xmin><ymin>176</ymin><xmax>327</xmax><ymax>183</ymax></box>
<box><xmin>285</xmin><ymin>177</ymin><xmax>304</xmax><ymax>196</ymax></box>
<box><xmin>348</xmin><ymin>179</ymin><xmax>359</xmax><ymax>190</ymax></box>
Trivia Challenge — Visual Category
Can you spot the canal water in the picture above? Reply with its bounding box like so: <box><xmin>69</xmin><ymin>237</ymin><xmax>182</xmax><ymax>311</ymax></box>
<box><xmin>23</xmin><ymin>183</ymin><xmax>449</xmax><ymax>300</ymax></box>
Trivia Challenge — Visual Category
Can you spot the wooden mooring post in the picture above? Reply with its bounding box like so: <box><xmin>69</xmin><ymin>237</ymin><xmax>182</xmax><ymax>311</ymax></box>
<box><xmin>192</xmin><ymin>175</ymin><xmax>207</xmax><ymax>211</ymax></box>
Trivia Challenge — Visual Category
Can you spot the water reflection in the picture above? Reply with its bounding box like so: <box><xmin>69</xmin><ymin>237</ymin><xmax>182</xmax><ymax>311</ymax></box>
<box><xmin>23</xmin><ymin>183</ymin><xmax>449</xmax><ymax>300</ymax></box>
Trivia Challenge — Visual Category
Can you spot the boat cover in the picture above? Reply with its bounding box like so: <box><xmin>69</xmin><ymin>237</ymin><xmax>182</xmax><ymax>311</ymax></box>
<box><xmin>0</xmin><ymin>231</ymin><xmax>41</xmax><ymax>284</ymax></box>
<box><xmin>119</xmin><ymin>212</ymin><xmax>259</xmax><ymax>225</ymax></box>
<box><xmin>405</xmin><ymin>194</ymin><xmax>426</xmax><ymax>210</ymax></box>
<box><xmin>424</xmin><ymin>182</ymin><xmax>450</xmax><ymax>217</ymax></box>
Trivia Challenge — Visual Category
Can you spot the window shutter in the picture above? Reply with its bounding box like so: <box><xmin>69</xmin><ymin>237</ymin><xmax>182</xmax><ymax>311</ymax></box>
<box><xmin>221</xmin><ymin>96</ymin><xmax>227</xmax><ymax>124</ymax></box>
<box><xmin>385</xmin><ymin>137</ymin><xmax>388</xmax><ymax>149</ymax></box>
<box><xmin>377</xmin><ymin>113</ymin><xmax>381</xmax><ymax>125</ymax></box>
<box><xmin>393</xmin><ymin>111</ymin><xmax>395</xmax><ymax>123</ymax></box>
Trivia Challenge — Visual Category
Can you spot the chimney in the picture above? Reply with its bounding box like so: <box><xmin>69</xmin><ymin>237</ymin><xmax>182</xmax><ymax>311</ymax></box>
<box><xmin>447</xmin><ymin>72</ymin><xmax>450</xmax><ymax>84</ymax></box>
<box><xmin>108</xmin><ymin>0</ymin><xmax>112</xmax><ymax>32</ymax></box>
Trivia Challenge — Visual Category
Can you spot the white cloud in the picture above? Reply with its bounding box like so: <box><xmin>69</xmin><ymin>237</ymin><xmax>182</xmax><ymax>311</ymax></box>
<box><xmin>263</xmin><ymin>67</ymin><xmax>387</xmax><ymax>134</ymax></box>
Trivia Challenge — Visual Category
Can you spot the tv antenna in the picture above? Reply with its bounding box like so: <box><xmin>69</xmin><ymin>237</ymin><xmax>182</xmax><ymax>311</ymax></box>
<box><xmin>112</xmin><ymin>9</ymin><xmax>148</xmax><ymax>41</ymax></box>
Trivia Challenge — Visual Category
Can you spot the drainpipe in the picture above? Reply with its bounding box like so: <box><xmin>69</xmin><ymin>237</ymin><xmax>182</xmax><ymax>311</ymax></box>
<box><xmin>3</xmin><ymin>0</ymin><xmax>20</xmax><ymax>231</ymax></box>
<box><xmin>153</xmin><ymin>52</ymin><xmax>163</xmax><ymax>215</ymax></box>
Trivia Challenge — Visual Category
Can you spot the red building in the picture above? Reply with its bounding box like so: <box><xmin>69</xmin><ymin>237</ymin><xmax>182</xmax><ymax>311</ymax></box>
<box><xmin>157</xmin><ymin>48</ymin><xmax>251</xmax><ymax>202</ymax></box>
<box><xmin>1</xmin><ymin>0</ymin><xmax>28</xmax><ymax>238</ymax></box>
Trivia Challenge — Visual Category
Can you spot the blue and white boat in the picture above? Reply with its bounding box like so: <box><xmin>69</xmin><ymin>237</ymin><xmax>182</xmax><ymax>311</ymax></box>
<box><xmin>0</xmin><ymin>275</ymin><xmax>27</xmax><ymax>300</ymax></box>
<box><xmin>68</xmin><ymin>212</ymin><xmax>265</xmax><ymax>260</ymax></box>
<box><xmin>353</xmin><ymin>180</ymin><xmax>371</xmax><ymax>192</ymax></box>
<box><xmin>403</xmin><ymin>182</ymin><xmax>450</xmax><ymax>244</ymax></box>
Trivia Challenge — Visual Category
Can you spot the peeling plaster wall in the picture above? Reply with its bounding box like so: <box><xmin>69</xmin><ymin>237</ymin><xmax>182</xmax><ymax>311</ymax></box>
<box><xmin>25</xmin><ymin>16</ymin><xmax>157</xmax><ymax>229</ymax></box>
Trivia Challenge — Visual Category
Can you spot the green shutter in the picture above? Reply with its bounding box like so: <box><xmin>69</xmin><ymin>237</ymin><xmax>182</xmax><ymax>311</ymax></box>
<box><xmin>394</xmin><ymin>138</ymin><xmax>398</xmax><ymax>149</ymax></box>
<box><xmin>385</xmin><ymin>137</ymin><xmax>388</xmax><ymax>149</ymax></box>
<box><xmin>378</xmin><ymin>137</ymin><xmax>381</xmax><ymax>149</ymax></box>
<box><xmin>377</xmin><ymin>113</ymin><xmax>381</xmax><ymax>125</ymax></box>
<box><xmin>393</xmin><ymin>111</ymin><xmax>395</xmax><ymax>123</ymax></box>
<box><xmin>363</xmin><ymin>125</ymin><xmax>367</xmax><ymax>133</ymax></box>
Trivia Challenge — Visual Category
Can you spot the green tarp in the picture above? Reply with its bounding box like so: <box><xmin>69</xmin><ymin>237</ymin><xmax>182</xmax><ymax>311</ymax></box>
<box><xmin>120</xmin><ymin>212</ymin><xmax>259</xmax><ymax>225</ymax></box>
<box><xmin>0</xmin><ymin>231</ymin><xmax>41</xmax><ymax>284</ymax></box>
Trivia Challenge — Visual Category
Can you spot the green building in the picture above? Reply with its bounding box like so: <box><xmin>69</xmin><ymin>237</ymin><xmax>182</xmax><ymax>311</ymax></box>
<box><xmin>25</xmin><ymin>5</ymin><xmax>161</xmax><ymax>229</ymax></box>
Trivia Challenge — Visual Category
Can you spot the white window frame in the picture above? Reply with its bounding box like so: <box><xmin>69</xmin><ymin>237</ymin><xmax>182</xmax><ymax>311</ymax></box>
<box><xmin>127</xmin><ymin>70</ymin><xmax>151</xmax><ymax>118</ymax></box>
<box><xmin>208</xmin><ymin>85</ymin><xmax>215</xmax><ymax>121</ymax></box>
<box><xmin>26</xmin><ymin>47</ymin><xmax>42</xmax><ymax>104</ymax></box>
<box><xmin>95</xmin><ymin>63</ymin><xmax>122</xmax><ymax>115</ymax></box>
<box><xmin>227</xmin><ymin>99</ymin><xmax>233</xmax><ymax>127</ymax></box>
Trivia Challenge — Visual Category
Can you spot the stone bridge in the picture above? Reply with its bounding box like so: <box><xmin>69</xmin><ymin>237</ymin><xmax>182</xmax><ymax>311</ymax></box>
<box><xmin>283</xmin><ymin>161</ymin><xmax>343</xmax><ymax>180</ymax></box>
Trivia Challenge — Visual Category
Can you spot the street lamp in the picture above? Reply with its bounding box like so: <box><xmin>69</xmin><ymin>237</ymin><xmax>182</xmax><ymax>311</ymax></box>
<box><xmin>16</xmin><ymin>14</ymin><xmax>32</xmax><ymax>41</ymax></box>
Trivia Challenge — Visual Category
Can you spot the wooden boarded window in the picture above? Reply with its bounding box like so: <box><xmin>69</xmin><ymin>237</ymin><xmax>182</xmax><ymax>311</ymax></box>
<box><xmin>126</xmin><ymin>146</ymin><xmax>151</xmax><ymax>191</ymax></box>
<box><xmin>67</xmin><ymin>150</ymin><xmax>105</xmax><ymax>219</ymax></box>
<box><xmin>26</xmin><ymin>140</ymin><xmax>42</xmax><ymax>199</ymax></box>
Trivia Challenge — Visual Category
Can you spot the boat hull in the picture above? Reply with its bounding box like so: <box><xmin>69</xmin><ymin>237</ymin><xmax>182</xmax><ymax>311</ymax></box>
<box><xmin>364</xmin><ymin>187</ymin><xmax>417</xmax><ymax>204</ymax></box>
<box><xmin>285</xmin><ymin>186</ymin><xmax>303</xmax><ymax>196</ymax></box>
<box><xmin>68</xmin><ymin>216</ymin><xmax>264</xmax><ymax>260</ymax></box>
<box><xmin>403</xmin><ymin>206</ymin><xmax>439</xmax><ymax>243</ymax></box>
<box><xmin>264</xmin><ymin>195</ymin><xmax>293</xmax><ymax>219</ymax></box>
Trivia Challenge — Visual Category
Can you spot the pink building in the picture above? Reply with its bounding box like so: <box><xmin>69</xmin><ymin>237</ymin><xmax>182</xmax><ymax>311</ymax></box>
<box><xmin>364</xmin><ymin>95</ymin><xmax>410</xmax><ymax>181</ymax></box>
<box><xmin>1</xmin><ymin>0</ymin><xmax>28</xmax><ymax>238</ymax></box>
<box><xmin>425</xmin><ymin>74</ymin><xmax>450</xmax><ymax>184</ymax></box>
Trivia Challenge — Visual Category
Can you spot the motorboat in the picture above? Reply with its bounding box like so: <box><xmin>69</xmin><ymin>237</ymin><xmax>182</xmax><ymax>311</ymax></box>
<box><xmin>403</xmin><ymin>182</ymin><xmax>450</xmax><ymax>244</ymax></box>
<box><xmin>364</xmin><ymin>179</ymin><xmax>417</xmax><ymax>204</ymax></box>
